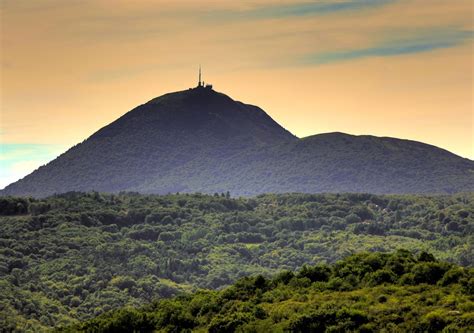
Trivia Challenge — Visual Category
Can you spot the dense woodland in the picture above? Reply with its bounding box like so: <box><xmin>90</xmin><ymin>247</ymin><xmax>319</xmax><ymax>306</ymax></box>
<box><xmin>0</xmin><ymin>192</ymin><xmax>473</xmax><ymax>331</ymax></box>
<box><xmin>63</xmin><ymin>251</ymin><xmax>474</xmax><ymax>332</ymax></box>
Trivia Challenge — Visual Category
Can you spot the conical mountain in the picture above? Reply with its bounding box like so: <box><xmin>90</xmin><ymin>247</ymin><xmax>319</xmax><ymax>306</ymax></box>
<box><xmin>2</xmin><ymin>87</ymin><xmax>473</xmax><ymax>197</ymax></box>
<box><xmin>1</xmin><ymin>87</ymin><xmax>295</xmax><ymax>197</ymax></box>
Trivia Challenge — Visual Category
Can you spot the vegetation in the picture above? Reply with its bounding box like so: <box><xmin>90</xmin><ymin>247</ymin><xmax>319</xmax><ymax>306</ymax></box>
<box><xmin>0</xmin><ymin>192</ymin><xmax>473</xmax><ymax>331</ymax></box>
<box><xmin>63</xmin><ymin>250</ymin><xmax>474</xmax><ymax>332</ymax></box>
<box><xmin>2</xmin><ymin>88</ymin><xmax>473</xmax><ymax>198</ymax></box>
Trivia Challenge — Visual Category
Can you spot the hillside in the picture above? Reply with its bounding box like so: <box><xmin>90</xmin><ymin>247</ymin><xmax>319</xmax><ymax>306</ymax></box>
<box><xmin>142</xmin><ymin>132</ymin><xmax>473</xmax><ymax>196</ymax></box>
<box><xmin>0</xmin><ymin>87</ymin><xmax>295</xmax><ymax>197</ymax></box>
<box><xmin>0</xmin><ymin>192</ymin><xmax>472</xmax><ymax>330</ymax></box>
<box><xmin>63</xmin><ymin>251</ymin><xmax>474</xmax><ymax>332</ymax></box>
<box><xmin>229</xmin><ymin>132</ymin><xmax>474</xmax><ymax>195</ymax></box>
<box><xmin>1</xmin><ymin>87</ymin><xmax>473</xmax><ymax>197</ymax></box>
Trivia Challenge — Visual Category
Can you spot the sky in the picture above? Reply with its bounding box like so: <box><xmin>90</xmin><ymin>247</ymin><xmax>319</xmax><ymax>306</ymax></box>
<box><xmin>1</xmin><ymin>0</ymin><xmax>473</xmax><ymax>189</ymax></box>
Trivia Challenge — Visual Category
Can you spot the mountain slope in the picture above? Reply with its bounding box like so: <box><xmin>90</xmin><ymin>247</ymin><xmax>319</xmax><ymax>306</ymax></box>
<box><xmin>2</xmin><ymin>87</ymin><xmax>473</xmax><ymax>197</ymax></box>
<box><xmin>207</xmin><ymin>132</ymin><xmax>474</xmax><ymax>195</ymax></box>
<box><xmin>1</xmin><ymin>87</ymin><xmax>295</xmax><ymax>197</ymax></box>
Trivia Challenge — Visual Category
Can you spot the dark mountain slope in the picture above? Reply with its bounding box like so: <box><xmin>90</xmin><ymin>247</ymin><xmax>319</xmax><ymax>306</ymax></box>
<box><xmin>129</xmin><ymin>132</ymin><xmax>474</xmax><ymax>195</ymax></box>
<box><xmin>2</xmin><ymin>88</ymin><xmax>473</xmax><ymax>197</ymax></box>
<box><xmin>222</xmin><ymin>132</ymin><xmax>474</xmax><ymax>195</ymax></box>
<box><xmin>1</xmin><ymin>87</ymin><xmax>295</xmax><ymax>197</ymax></box>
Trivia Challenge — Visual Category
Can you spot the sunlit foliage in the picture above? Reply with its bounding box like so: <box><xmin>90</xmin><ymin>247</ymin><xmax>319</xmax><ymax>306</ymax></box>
<box><xmin>0</xmin><ymin>192</ymin><xmax>472</xmax><ymax>331</ymax></box>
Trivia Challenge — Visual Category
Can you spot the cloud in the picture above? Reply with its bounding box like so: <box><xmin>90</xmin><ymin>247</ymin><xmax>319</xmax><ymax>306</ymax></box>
<box><xmin>303</xmin><ymin>29</ymin><xmax>473</xmax><ymax>65</ymax></box>
<box><xmin>205</xmin><ymin>0</ymin><xmax>395</xmax><ymax>21</ymax></box>
<box><xmin>0</xmin><ymin>144</ymin><xmax>67</xmax><ymax>189</ymax></box>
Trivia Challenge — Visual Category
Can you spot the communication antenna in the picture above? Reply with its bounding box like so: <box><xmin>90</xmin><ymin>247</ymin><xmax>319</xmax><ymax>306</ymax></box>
<box><xmin>198</xmin><ymin>65</ymin><xmax>202</xmax><ymax>87</ymax></box>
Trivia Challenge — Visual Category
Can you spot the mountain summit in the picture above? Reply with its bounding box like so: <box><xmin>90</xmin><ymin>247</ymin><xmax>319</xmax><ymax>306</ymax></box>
<box><xmin>2</xmin><ymin>86</ymin><xmax>473</xmax><ymax>197</ymax></box>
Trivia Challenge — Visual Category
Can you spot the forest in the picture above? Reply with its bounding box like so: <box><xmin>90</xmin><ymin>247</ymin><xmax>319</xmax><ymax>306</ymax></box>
<box><xmin>0</xmin><ymin>192</ymin><xmax>473</xmax><ymax>331</ymax></box>
<box><xmin>61</xmin><ymin>250</ymin><xmax>474</xmax><ymax>332</ymax></box>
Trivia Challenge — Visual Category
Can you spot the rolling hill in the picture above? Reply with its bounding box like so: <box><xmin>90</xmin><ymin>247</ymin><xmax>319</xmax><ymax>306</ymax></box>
<box><xmin>2</xmin><ymin>86</ymin><xmax>473</xmax><ymax>197</ymax></box>
<box><xmin>63</xmin><ymin>251</ymin><xmax>474</xmax><ymax>333</ymax></box>
<box><xmin>1</xmin><ymin>192</ymin><xmax>473</xmax><ymax>330</ymax></box>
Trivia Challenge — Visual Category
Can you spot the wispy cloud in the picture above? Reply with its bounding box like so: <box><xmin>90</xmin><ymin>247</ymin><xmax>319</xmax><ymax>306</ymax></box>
<box><xmin>207</xmin><ymin>0</ymin><xmax>395</xmax><ymax>20</ymax></box>
<box><xmin>303</xmin><ymin>29</ymin><xmax>473</xmax><ymax>65</ymax></box>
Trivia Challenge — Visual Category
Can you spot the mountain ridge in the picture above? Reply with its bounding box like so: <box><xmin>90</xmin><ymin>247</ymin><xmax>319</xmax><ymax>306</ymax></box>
<box><xmin>302</xmin><ymin>131</ymin><xmax>471</xmax><ymax>159</ymax></box>
<box><xmin>2</xmin><ymin>87</ymin><xmax>473</xmax><ymax>197</ymax></box>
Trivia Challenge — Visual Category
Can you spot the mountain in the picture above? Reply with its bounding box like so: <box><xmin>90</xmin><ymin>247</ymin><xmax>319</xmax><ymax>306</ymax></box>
<box><xmin>2</xmin><ymin>86</ymin><xmax>473</xmax><ymax>197</ymax></box>
<box><xmin>213</xmin><ymin>132</ymin><xmax>474</xmax><ymax>195</ymax></box>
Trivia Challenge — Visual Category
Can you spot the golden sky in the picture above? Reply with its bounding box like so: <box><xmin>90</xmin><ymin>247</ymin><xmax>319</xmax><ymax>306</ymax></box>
<box><xmin>1</xmin><ymin>0</ymin><xmax>473</xmax><ymax>188</ymax></box>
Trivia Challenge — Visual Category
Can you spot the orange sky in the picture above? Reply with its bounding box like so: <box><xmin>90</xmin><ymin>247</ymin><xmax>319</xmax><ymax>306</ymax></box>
<box><xmin>1</xmin><ymin>0</ymin><xmax>473</xmax><ymax>188</ymax></box>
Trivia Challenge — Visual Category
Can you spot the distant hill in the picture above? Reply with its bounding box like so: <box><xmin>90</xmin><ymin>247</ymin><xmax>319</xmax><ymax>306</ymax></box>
<box><xmin>208</xmin><ymin>132</ymin><xmax>474</xmax><ymax>195</ymax></box>
<box><xmin>2</xmin><ymin>86</ymin><xmax>473</xmax><ymax>197</ymax></box>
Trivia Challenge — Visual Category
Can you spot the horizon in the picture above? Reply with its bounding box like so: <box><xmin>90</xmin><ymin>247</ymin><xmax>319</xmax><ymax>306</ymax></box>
<box><xmin>1</xmin><ymin>0</ymin><xmax>473</xmax><ymax>188</ymax></box>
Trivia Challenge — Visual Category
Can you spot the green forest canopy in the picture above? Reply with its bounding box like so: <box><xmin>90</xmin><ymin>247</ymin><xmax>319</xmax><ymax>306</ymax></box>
<box><xmin>0</xmin><ymin>192</ymin><xmax>472</xmax><ymax>331</ymax></box>
<box><xmin>64</xmin><ymin>250</ymin><xmax>474</xmax><ymax>332</ymax></box>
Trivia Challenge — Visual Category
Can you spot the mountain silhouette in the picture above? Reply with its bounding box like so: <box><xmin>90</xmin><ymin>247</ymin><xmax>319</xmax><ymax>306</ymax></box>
<box><xmin>2</xmin><ymin>86</ymin><xmax>473</xmax><ymax>197</ymax></box>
